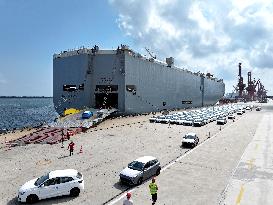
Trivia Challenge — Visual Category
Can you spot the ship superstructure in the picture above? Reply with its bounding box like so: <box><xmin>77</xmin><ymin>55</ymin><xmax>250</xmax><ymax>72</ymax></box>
<box><xmin>53</xmin><ymin>45</ymin><xmax>225</xmax><ymax>115</ymax></box>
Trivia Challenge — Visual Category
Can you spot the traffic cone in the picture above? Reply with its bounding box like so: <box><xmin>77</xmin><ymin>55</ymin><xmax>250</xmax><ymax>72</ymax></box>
<box><xmin>79</xmin><ymin>145</ymin><xmax>83</xmax><ymax>154</ymax></box>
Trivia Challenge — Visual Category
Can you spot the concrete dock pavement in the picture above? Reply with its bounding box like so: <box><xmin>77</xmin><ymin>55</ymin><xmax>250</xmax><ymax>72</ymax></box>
<box><xmin>221</xmin><ymin>110</ymin><xmax>273</xmax><ymax>205</ymax></box>
<box><xmin>1</xmin><ymin>103</ymin><xmax>271</xmax><ymax>205</ymax></box>
<box><xmin>107</xmin><ymin>107</ymin><xmax>263</xmax><ymax>205</ymax></box>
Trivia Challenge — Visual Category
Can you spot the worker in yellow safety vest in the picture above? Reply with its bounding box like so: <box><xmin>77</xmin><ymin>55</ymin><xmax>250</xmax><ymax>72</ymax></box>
<box><xmin>149</xmin><ymin>177</ymin><xmax>158</xmax><ymax>205</ymax></box>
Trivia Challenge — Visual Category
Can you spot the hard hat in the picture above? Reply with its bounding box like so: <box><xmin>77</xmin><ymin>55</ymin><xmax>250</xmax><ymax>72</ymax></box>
<box><xmin>126</xmin><ymin>192</ymin><xmax>131</xmax><ymax>198</ymax></box>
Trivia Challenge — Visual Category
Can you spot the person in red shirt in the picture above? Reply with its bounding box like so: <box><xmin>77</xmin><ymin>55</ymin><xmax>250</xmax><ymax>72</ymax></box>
<box><xmin>67</xmin><ymin>141</ymin><xmax>75</xmax><ymax>156</ymax></box>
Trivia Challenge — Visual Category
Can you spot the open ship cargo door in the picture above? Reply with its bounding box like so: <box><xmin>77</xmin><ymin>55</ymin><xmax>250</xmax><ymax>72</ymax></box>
<box><xmin>95</xmin><ymin>93</ymin><xmax>118</xmax><ymax>109</ymax></box>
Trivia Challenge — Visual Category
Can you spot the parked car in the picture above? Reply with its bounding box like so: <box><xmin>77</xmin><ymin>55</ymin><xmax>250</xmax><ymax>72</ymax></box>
<box><xmin>217</xmin><ymin>117</ymin><xmax>227</xmax><ymax>124</ymax></box>
<box><xmin>183</xmin><ymin>118</ymin><xmax>193</xmax><ymax>126</ymax></box>
<box><xmin>182</xmin><ymin>133</ymin><xmax>199</xmax><ymax>148</ymax></box>
<box><xmin>149</xmin><ymin>116</ymin><xmax>157</xmax><ymax>123</ymax></box>
<box><xmin>228</xmin><ymin>114</ymin><xmax>235</xmax><ymax>120</ymax></box>
<box><xmin>256</xmin><ymin>107</ymin><xmax>262</xmax><ymax>111</ymax></box>
<box><xmin>175</xmin><ymin>117</ymin><xmax>186</xmax><ymax>125</ymax></box>
<box><xmin>161</xmin><ymin>115</ymin><xmax>172</xmax><ymax>124</ymax></box>
<box><xmin>155</xmin><ymin>116</ymin><xmax>166</xmax><ymax>123</ymax></box>
<box><xmin>82</xmin><ymin>111</ymin><xmax>93</xmax><ymax>119</ymax></box>
<box><xmin>18</xmin><ymin>169</ymin><xmax>84</xmax><ymax>203</ymax></box>
<box><xmin>119</xmin><ymin>156</ymin><xmax>161</xmax><ymax>186</ymax></box>
<box><xmin>237</xmin><ymin>110</ymin><xmax>243</xmax><ymax>115</ymax></box>
<box><xmin>193</xmin><ymin>118</ymin><xmax>204</xmax><ymax>126</ymax></box>
<box><xmin>169</xmin><ymin>117</ymin><xmax>179</xmax><ymax>124</ymax></box>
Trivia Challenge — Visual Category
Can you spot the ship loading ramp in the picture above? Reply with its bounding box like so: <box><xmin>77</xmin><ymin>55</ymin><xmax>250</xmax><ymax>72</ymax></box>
<box><xmin>50</xmin><ymin>108</ymin><xmax>118</xmax><ymax>129</ymax></box>
<box><xmin>6</xmin><ymin>108</ymin><xmax>117</xmax><ymax>147</ymax></box>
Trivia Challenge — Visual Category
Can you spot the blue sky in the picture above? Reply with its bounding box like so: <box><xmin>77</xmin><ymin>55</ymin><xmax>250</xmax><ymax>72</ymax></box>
<box><xmin>1</xmin><ymin>0</ymin><xmax>273</xmax><ymax>96</ymax></box>
<box><xmin>0</xmin><ymin>0</ymin><xmax>131</xmax><ymax>96</ymax></box>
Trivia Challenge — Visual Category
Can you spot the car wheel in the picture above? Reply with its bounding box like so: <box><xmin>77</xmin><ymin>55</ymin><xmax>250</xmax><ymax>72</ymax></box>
<box><xmin>26</xmin><ymin>194</ymin><xmax>39</xmax><ymax>204</ymax></box>
<box><xmin>137</xmin><ymin>177</ymin><xmax>143</xmax><ymax>185</ymax></box>
<box><xmin>156</xmin><ymin>168</ymin><xmax>161</xmax><ymax>176</ymax></box>
<box><xmin>70</xmin><ymin>187</ymin><xmax>80</xmax><ymax>197</ymax></box>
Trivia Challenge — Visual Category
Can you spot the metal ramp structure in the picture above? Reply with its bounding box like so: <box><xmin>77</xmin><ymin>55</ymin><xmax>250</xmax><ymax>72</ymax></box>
<box><xmin>7</xmin><ymin>108</ymin><xmax>118</xmax><ymax>146</ymax></box>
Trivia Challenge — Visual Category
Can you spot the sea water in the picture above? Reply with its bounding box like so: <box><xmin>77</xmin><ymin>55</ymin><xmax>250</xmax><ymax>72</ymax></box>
<box><xmin>0</xmin><ymin>98</ymin><xmax>58</xmax><ymax>131</ymax></box>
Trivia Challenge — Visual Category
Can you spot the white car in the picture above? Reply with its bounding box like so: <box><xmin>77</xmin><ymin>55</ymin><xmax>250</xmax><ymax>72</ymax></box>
<box><xmin>256</xmin><ymin>107</ymin><xmax>262</xmax><ymax>111</ymax></box>
<box><xmin>161</xmin><ymin>115</ymin><xmax>172</xmax><ymax>123</ymax></box>
<box><xmin>18</xmin><ymin>169</ymin><xmax>84</xmax><ymax>203</ymax></box>
<box><xmin>169</xmin><ymin>117</ymin><xmax>179</xmax><ymax>124</ymax></box>
<box><xmin>193</xmin><ymin>118</ymin><xmax>204</xmax><ymax>126</ymax></box>
<box><xmin>155</xmin><ymin>116</ymin><xmax>166</xmax><ymax>123</ymax></box>
<box><xmin>237</xmin><ymin>110</ymin><xmax>243</xmax><ymax>115</ymax></box>
<box><xmin>182</xmin><ymin>133</ymin><xmax>199</xmax><ymax>147</ymax></box>
<box><xmin>183</xmin><ymin>118</ymin><xmax>193</xmax><ymax>126</ymax></box>
<box><xmin>175</xmin><ymin>117</ymin><xmax>186</xmax><ymax>125</ymax></box>
<box><xmin>217</xmin><ymin>117</ymin><xmax>227</xmax><ymax>124</ymax></box>
<box><xmin>228</xmin><ymin>114</ymin><xmax>235</xmax><ymax>120</ymax></box>
<box><xmin>245</xmin><ymin>106</ymin><xmax>251</xmax><ymax>110</ymax></box>
<box><xmin>120</xmin><ymin>156</ymin><xmax>161</xmax><ymax>185</ymax></box>
<box><xmin>149</xmin><ymin>116</ymin><xmax>157</xmax><ymax>123</ymax></box>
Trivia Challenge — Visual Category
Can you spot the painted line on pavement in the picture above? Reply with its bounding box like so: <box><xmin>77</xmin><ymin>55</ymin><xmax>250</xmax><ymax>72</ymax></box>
<box><xmin>236</xmin><ymin>185</ymin><xmax>245</xmax><ymax>205</ymax></box>
<box><xmin>219</xmin><ymin>114</ymin><xmax>262</xmax><ymax>204</ymax></box>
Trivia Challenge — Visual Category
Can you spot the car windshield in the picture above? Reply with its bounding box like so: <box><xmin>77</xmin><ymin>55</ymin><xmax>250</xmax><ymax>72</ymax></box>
<box><xmin>128</xmin><ymin>161</ymin><xmax>144</xmax><ymax>171</ymax></box>
<box><xmin>184</xmin><ymin>135</ymin><xmax>195</xmax><ymax>139</ymax></box>
<box><xmin>34</xmin><ymin>173</ymin><xmax>49</xmax><ymax>186</ymax></box>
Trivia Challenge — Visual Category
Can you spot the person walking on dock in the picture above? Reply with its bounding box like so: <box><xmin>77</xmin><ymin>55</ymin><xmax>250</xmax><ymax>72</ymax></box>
<box><xmin>123</xmin><ymin>192</ymin><xmax>133</xmax><ymax>205</ymax></box>
<box><xmin>61</xmin><ymin>129</ymin><xmax>65</xmax><ymax>148</ymax></box>
<box><xmin>67</xmin><ymin>140</ymin><xmax>75</xmax><ymax>156</ymax></box>
<box><xmin>149</xmin><ymin>177</ymin><xmax>158</xmax><ymax>205</ymax></box>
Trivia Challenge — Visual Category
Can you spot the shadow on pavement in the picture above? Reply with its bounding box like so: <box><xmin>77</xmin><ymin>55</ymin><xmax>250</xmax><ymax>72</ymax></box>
<box><xmin>7</xmin><ymin>195</ymin><xmax>76</xmax><ymax>205</ymax></box>
<box><xmin>113</xmin><ymin>181</ymin><xmax>130</xmax><ymax>191</ymax></box>
<box><xmin>57</xmin><ymin>155</ymin><xmax>70</xmax><ymax>159</ymax></box>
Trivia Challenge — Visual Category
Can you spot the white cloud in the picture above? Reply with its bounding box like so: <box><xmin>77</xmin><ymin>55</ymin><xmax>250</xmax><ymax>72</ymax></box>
<box><xmin>110</xmin><ymin>0</ymin><xmax>273</xmax><ymax>95</ymax></box>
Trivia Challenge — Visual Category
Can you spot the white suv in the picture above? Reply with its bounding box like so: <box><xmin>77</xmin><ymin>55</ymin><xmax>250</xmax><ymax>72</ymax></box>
<box><xmin>18</xmin><ymin>169</ymin><xmax>84</xmax><ymax>203</ymax></box>
<box><xmin>120</xmin><ymin>156</ymin><xmax>161</xmax><ymax>185</ymax></box>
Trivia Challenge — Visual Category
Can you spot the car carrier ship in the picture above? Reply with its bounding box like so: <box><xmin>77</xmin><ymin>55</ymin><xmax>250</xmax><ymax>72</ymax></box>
<box><xmin>53</xmin><ymin>45</ymin><xmax>225</xmax><ymax>115</ymax></box>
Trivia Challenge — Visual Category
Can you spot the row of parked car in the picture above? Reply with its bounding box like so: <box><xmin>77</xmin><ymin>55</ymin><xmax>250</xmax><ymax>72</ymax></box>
<box><xmin>119</xmin><ymin>104</ymin><xmax>262</xmax><ymax>187</ymax></box>
<box><xmin>149</xmin><ymin>104</ymin><xmax>252</xmax><ymax>126</ymax></box>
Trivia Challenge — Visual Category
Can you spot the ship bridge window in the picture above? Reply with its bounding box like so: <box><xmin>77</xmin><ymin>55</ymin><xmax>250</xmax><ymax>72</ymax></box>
<box><xmin>63</xmin><ymin>85</ymin><xmax>77</xmax><ymax>92</ymax></box>
<box><xmin>95</xmin><ymin>85</ymin><xmax>118</xmax><ymax>92</ymax></box>
<box><xmin>79</xmin><ymin>84</ymin><xmax>84</xmax><ymax>90</ymax></box>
